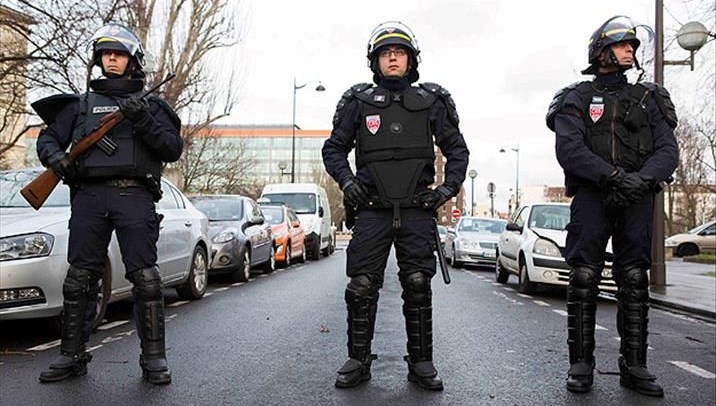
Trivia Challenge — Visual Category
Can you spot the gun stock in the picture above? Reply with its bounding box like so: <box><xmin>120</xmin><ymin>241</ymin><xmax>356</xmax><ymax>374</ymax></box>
<box><xmin>20</xmin><ymin>74</ymin><xmax>176</xmax><ymax>210</ymax></box>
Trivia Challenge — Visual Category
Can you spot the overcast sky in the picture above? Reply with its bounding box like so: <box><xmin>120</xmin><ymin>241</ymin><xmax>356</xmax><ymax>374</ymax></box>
<box><xmin>213</xmin><ymin>0</ymin><xmax>714</xmax><ymax>211</ymax></box>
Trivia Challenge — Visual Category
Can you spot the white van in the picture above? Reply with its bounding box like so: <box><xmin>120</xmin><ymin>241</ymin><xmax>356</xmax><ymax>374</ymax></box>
<box><xmin>260</xmin><ymin>183</ymin><xmax>335</xmax><ymax>260</ymax></box>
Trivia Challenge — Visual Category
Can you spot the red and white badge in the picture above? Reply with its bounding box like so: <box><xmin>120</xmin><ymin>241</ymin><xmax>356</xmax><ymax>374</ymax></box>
<box><xmin>366</xmin><ymin>114</ymin><xmax>381</xmax><ymax>135</ymax></box>
<box><xmin>589</xmin><ymin>103</ymin><xmax>604</xmax><ymax>123</ymax></box>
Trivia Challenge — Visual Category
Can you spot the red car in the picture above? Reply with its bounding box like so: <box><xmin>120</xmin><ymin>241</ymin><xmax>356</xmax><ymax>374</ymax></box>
<box><xmin>259</xmin><ymin>203</ymin><xmax>306</xmax><ymax>267</ymax></box>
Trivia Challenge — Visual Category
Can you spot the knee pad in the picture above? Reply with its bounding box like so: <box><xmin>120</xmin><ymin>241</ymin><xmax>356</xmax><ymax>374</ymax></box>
<box><xmin>569</xmin><ymin>266</ymin><xmax>600</xmax><ymax>300</ymax></box>
<box><xmin>63</xmin><ymin>267</ymin><xmax>94</xmax><ymax>300</ymax></box>
<box><xmin>129</xmin><ymin>266</ymin><xmax>163</xmax><ymax>301</ymax></box>
<box><xmin>347</xmin><ymin>274</ymin><xmax>381</xmax><ymax>298</ymax></box>
<box><xmin>400</xmin><ymin>272</ymin><xmax>430</xmax><ymax>307</ymax></box>
<box><xmin>617</xmin><ymin>267</ymin><xmax>649</xmax><ymax>302</ymax></box>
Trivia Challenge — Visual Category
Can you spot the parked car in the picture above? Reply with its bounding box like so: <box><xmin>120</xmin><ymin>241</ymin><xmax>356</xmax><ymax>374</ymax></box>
<box><xmin>259</xmin><ymin>202</ymin><xmax>306</xmax><ymax>267</ymax></box>
<box><xmin>495</xmin><ymin>202</ymin><xmax>616</xmax><ymax>294</ymax></box>
<box><xmin>190</xmin><ymin>195</ymin><xmax>274</xmax><ymax>282</ymax></box>
<box><xmin>260</xmin><ymin>183</ymin><xmax>334</xmax><ymax>260</ymax></box>
<box><xmin>444</xmin><ymin>217</ymin><xmax>507</xmax><ymax>268</ymax></box>
<box><xmin>437</xmin><ymin>225</ymin><xmax>448</xmax><ymax>248</ymax></box>
<box><xmin>0</xmin><ymin>168</ymin><xmax>210</xmax><ymax>326</ymax></box>
<box><xmin>665</xmin><ymin>220</ymin><xmax>716</xmax><ymax>257</ymax></box>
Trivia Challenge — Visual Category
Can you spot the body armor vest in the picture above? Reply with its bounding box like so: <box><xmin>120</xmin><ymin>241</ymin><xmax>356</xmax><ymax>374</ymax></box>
<box><xmin>355</xmin><ymin>86</ymin><xmax>436</xmax><ymax>207</ymax></box>
<box><xmin>72</xmin><ymin>92</ymin><xmax>161</xmax><ymax>180</ymax></box>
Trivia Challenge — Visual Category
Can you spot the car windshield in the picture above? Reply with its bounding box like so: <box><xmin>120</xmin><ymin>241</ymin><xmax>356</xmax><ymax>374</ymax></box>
<box><xmin>0</xmin><ymin>170</ymin><xmax>71</xmax><ymax>207</ymax></box>
<box><xmin>686</xmin><ymin>222</ymin><xmax>714</xmax><ymax>234</ymax></box>
<box><xmin>261</xmin><ymin>206</ymin><xmax>284</xmax><ymax>225</ymax></box>
<box><xmin>262</xmin><ymin>193</ymin><xmax>316</xmax><ymax>214</ymax></box>
<box><xmin>191</xmin><ymin>198</ymin><xmax>243</xmax><ymax>221</ymax></box>
<box><xmin>458</xmin><ymin>219</ymin><xmax>505</xmax><ymax>234</ymax></box>
<box><xmin>529</xmin><ymin>205</ymin><xmax>570</xmax><ymax>230</ymax></box>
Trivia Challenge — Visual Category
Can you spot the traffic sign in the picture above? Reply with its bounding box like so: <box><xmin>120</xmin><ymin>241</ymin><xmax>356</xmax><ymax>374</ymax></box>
<box><xmin>451</xmin><ymin>208</ymin><xmax>461</xmax><ymax>219</ymax></box>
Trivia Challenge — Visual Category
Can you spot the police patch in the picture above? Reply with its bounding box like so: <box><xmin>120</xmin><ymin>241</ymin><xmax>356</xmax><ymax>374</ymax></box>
<box><xmin>92</xmin><ymin>105</ymin><xmax>120</xmax><ymax>114</ymax></box>
<box><xmin>373</xmin><ymin>94</ymin><xmax>386</xmax><ymax>102</ymax></box>
<box><xmin>366</xmin><ymin>114</ymin><xmax>381</xmax><ymax>135</ymax></box>
<box><xmin>589</xmin><ymin>103</ymin><xmax>604</xmax><ymax>123</ymax></box>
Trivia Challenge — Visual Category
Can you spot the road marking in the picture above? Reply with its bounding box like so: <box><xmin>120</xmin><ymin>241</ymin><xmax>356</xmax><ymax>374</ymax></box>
<box><xmin>668</xmin><ymin>361</ymin><xmax>716</xmax><ymax>379</ymax></box>
<box><xmin>502</xmin><ymin>287</ymin><xmax>515</xmax><ymax>292</ymax></box>
<box><xmin>533</xmin><ymin>300</ymin><xmax>550</xmax><ymax>307</ymax></box>
<box><xmin>595</xmin><ymin>325</ymin><xmax>608</xmax><ymax>331</ymax></box>
<box><xmin>168</xmin><ymin>300</ymin><xmax>190</xmax><ymax>307</ymax></box>
<box><xmin>87</xmin><ymin>345</ymin><xmax>102</xmax><ymax>352</ymax></box>
<box><xmin>27</xmin><ymin>339</ymin><xmax>61</xmax><ymax>352</ymax></box>
<box><xmin>258</xmin><ymin>274</ymin><xmax>269</xmax><ymax>278</ymax></box>
<box><xmin>612</xmin><ymin>337</ymin><xmax>652</xmax><ymax>349</ymax></box>
<box><xmin>493</xmin><ymin>290</ymin><xmax>523</xmax><ymax>305</ymax></box>
<box><xmin>213</xmin><ymin>287</ymin><xmax>229</xmax><ymax>292</ymax></box>
<box><xmin>517</xmin><ymin>293</ymin><xmax>533</xmax><ymax>299</ymax></box>
<box><xmin>101</xmin><ymin>336</ymin><xmax>124</xmax><ymax>344</ymax></box>
<box><xmin>204</xmin><ymin>292</ymin><xmax>214</xmax><ymax>297</ymax></box>
<box><xmin>96</xmin><ymin>320</ymin><xmax>130</xmax><ymax>330</ymax></box>
<box><xmin>491</xmin><ymin>283</ymin><xmax>502</xmax><ymax>286</ymax></box>
<box><xmin>231</xmin><ymin>282</ymin><xmax>245</xmax><ymax>287</ymax></box>
<box><xmin>552</xmin><ymin>310</ymin><xmax>608</xmax><ymax>330</ymax></box>
<box><xmin>475</xmin><ymin>275</ymin><xmax>485</xmax><ymax>279</ymax></box>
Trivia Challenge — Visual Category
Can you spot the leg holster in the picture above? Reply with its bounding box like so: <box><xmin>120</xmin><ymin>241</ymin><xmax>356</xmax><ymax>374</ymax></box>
<box><xmin>128</xmin><ymin>266</ymin><xmax>170</xmax><ymax>378</ymax></box>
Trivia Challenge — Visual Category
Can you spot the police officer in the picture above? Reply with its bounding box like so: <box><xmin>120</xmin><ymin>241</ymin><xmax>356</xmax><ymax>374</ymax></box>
<box><xmin>546</xmin><ymin>16</ymin><xmax>679</xmax><ymax>397</ymax></box>
<box><xmin>322</xmin><ymin>21</ymin><xmax>469</xmax><ymax>390</ymax></box>
<box><xmin>37</xmin><ymin>24</ymin><xmax>182</xmax><ymax>385</ymax></box>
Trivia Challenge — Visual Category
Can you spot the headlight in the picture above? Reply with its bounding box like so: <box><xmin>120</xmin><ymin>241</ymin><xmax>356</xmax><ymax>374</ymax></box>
<box><xmin>213</xmin><ymin>231</ymin><xmax>236</xmax><ymax>243</ymax></box>
<box><xmin>0</xmin><ymin>233</ymin><xmax>54</xmax><ymax>261</ymax></box>
<box><xmin>456</xmin><ymin>239</ymin><xmax>479</xmax><ymax>250</ymax></box>
<box><xmin>533</xmin><ymin>239</ymin><xmax>562</xmax><ymax>257</ymax></box>
<box><xmin>664</xmin><ymin>239</ymin><xmax>677</xmax><ymax>248</ymax></box>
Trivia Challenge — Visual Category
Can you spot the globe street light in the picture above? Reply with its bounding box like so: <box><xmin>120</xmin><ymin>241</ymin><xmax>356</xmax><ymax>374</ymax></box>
<box><xmin>468</xmin><ymin>169</ymin><xmax>477</xmax><ymax>216</ymax></box>
<box><xmin>291</xmin><ymin>77</ymin><xmax>325</xmax><ymax>183</ymax></box>
<box><xmin>499</xmin><ymin>145</ymin><xmax>520</xmax><ymax>212</ymax></box>
<box><xmin>278</xmin><ymin>160</ymin><xmax>288</xmax><ymax>181</ymax></box>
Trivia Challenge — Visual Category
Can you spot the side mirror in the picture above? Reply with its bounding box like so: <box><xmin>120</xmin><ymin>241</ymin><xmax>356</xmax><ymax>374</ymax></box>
<box><xmin>291</xmin><ymin>220</ymin><xmax>300</xmax><ymax>228</ymax></box>
<box><xmin>319</xmin><ymin>206</ymin><xmax>324</xmax><ymax>217</ymax></box>
<box><xmin>447</xmin><ymin>227</ymin><xmax>455</xmax><ymax>234</ymax></box>
<box><xmin>506</xmin><ymin>222</ymin><xmax>522</xmax><ymax>232</ymax></box>
<box><xmin>250</xmin><ymin>216</ymin><xmax>264</xmax><ymax>225</ymax></box>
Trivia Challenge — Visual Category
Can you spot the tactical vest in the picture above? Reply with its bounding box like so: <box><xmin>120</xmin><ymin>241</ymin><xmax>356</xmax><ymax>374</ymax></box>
<box><xmin>354</xmin><ymin>85</ymin><xmax>436</xmax><ymax>208</ymax></box>
<box><xmin>72</xmin><ymin>92</ymin><xmax>161</xmax><ymax>180</ymax></box>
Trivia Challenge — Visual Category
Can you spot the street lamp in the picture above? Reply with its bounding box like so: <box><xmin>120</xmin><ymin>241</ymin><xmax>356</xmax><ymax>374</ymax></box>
<box><xmin>499</xmin><ymin>145</ymin><xmax>520</xmax><ymax>212</ymax></box>
<box><xmin>291</xmin><ymin>77</ymin><xmax>325</xmax><ymax>183</ymax></box>
<box><xmin>652</xmin><ymin>2</ymin><xmax>713</xmax><ymax>292</ymax></box>
<box><xmin>468</xmin><ymin>169</ymin><xmax>477</xmax><ymax>216</ymax></box>
<box><xmin>278</xmin><ymin>161</ymin><xmax>288</xmax><ymax>181</ymax></box>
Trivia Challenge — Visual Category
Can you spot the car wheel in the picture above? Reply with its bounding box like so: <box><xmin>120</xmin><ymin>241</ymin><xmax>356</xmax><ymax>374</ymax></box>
<box><xmin>451</xmin><ymin>246</ymin><xmax>463</xmax><ymax>269</ymax></box>
<box><xmin>263</xmin><ymin>246</ymin><xmax>276</xmax><ymax>273</ymax></box>
<box><xmin>518</xmin><ymin>261</ymin><xmax>537</xmax><ymax>294</ymax></box>
<box><xmin>282</xmin><ymin>244</ymin><xmax>291</xmax><ymax>268</ymax></box>
<box><xmin>231</xmin><ymin>248</ymin><xmax>251</xmax><ymax>282</ymax></box>
<box><xmin>177</xmin><ymin>245</ymin><xmax>208</xmax><ymax>300</ymax></box>
<box><xmin>676</xmin><ymin>243</ymin><xmax>699</xmax><ymax>258</ymax></box>
<box><xmin>91</xmin><ymin>266</ymin><xmax>112</xmax><ymax>330</ymax></box>
<box><xmin>297</xmin><ymin>243</ymin><xmax>307</xmax><ymax>263</ymax></box>
<box><xmin>495</xmin><ymin>257</ymin><xmax>509</xmax><ymax>284</ymax></box>
<box><xmin>322</xmin><ymin>235</ymin><xmax>334</xmax><ymax>256</ymax></box>
<box><xmin>310</xmin><ymin>237</ymin><xmax>321</xmax><ymax>260</ymax></box>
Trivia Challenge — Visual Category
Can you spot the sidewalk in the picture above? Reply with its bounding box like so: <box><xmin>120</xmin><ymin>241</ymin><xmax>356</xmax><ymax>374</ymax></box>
<box><xmin>649</xmin><ymin>259</ymin><xmax>716</xmax><ymax>321</ymax></box>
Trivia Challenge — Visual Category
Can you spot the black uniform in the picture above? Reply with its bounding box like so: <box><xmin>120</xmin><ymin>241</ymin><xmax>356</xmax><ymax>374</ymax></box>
<box><xmin>322</xmin><ymin>76</ymin><xmax>468</xmax><ymax>389</ymax></box>
<box><xmin>547</xmin><ymin>71</ymin><xmax>678</xmax><ymax>394</ymax></box>
<box><xmin>37</xmin><ymin>78</ymin><xmax>182</xmax><ymax>384</ymax></box>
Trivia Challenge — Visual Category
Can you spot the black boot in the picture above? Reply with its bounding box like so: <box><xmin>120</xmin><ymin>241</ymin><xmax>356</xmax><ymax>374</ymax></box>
<box><xmin>39</xmin><ymin>267</ymin><xmax>97</xmax><ymax>383</ymax></box>
<box><xmin>565</xmin><ymin>267</ymin><xmax>599</xmax><ymax>393</ymax></box>
<box><xmin>617</xmin><ymin>278</ymin><xmax>663</xmax><ymax>397</ymax></box>
<box><xmin>402</xmin><ymin>273</ymin><xmax>443</xmax><ymax>391</ymax></box>
<box><xmin>130</xmin><ymin>267</ymin><xmax>172</xmax><ymax>385</ymax></box>
<box><xmin>335</xmin><ymin>287</ymin><xmax>378</xmax><ymax>388</ymax></box>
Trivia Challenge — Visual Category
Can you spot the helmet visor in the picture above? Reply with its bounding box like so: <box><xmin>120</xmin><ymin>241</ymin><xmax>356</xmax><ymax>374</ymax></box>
<box><xmin>599</xmin><ymin>16</ymin><xmax>654</xmax><ymax>50</ymax></box>
<box><xmin>88</xmin><ymin>23</ymin><xmax>143</xmax><ymax>58</ymax></box>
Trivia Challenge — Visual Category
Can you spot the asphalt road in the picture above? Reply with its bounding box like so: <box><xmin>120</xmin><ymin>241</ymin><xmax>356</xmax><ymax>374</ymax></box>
<box><xmin>1</xmin><ymin>246</ymin><xmax>714</xmax><ymax>406</ymax></box>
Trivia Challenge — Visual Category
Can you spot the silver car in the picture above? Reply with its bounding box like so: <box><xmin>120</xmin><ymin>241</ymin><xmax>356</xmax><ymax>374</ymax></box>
<box><xmin>444</xmin><ymin>217</ymin><xmax>507</xmax><ymax>268</ymax></box>
<box><xmin>0</xmin><ymin>168</ymin><xmax>210</xmax><ymax>326</ymax></box>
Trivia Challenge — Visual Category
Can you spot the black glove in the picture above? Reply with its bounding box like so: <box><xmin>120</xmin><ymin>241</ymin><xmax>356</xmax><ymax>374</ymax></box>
<box><xmin>416</xmin><ymin>184</ymin><xmax>456</xmax><ymax>212</ymax></box>
<box><xmin>118</xmin><ymin>96</ymin><xmax>151</xmax><ymax>124</ymax></box>
<box><xmin>48</xmin><ymin>153</ymin><xmax>77</xmax><ymax>181</ymax></box>
<box><xmin>343</xmin><ymin>178</ymin><xmax>369</xmax><ymax>208</ymax></box>
<box><xmin>618</xmin><ymin>172</ymin><xmax>651</xmax><ymax>203</ymax></box>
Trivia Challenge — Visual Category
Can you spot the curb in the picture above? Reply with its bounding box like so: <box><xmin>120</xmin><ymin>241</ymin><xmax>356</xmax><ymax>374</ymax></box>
<box><xmin>648</xmin><ymin>297</ymin><xmax>716</xmax><ymax>323</ymax></box>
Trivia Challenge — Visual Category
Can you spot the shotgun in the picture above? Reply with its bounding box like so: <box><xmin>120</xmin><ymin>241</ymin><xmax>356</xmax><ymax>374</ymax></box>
<box><xmin>21</xmin><ymin>74</ymin><xmax>175</xmax><ymax>210</ymax></box>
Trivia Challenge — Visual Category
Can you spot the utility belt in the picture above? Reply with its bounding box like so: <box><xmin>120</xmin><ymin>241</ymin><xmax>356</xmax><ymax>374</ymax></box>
<box><xmin>77</xmin><ymin>175</ymin><xmax>163</xmax><ymax>202</ymax></box>
<box><xmin>360</xmin><ymin>195</ymin><xmax>423</xmax><ymax>210</ymax></box>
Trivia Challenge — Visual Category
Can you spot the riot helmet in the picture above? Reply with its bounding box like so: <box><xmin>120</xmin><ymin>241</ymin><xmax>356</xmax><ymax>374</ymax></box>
<box><xmin>366</xmin><ymin>21</ymin><xmax>421</xmax><ymax>83</ymax></box>
<box><xmin>582</xmin><ymin>16</ymin><xmax>654</xmax><ymax>75</ymax></box>
<box><xmin>88</xmin><ymin>23</ymin><xmax>145</xmax><ymax>79</ymax></box>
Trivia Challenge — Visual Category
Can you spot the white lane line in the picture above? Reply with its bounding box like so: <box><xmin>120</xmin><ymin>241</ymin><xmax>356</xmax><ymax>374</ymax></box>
<box><xmin>213</xmin><ymin>287</ymin><xmax>229</xmax><ymax>292</ymax></box>
<box><xmin>493</xmin><ymin>290</ymin><xmax>523</xmax><ymax>305</ymax></box>
<box><xmin>612</xmin><ymin>337</ymin><xmax>653</xmax><ymax>349</ymax></box>
<box><xmin>553</xmin><ymin>309</ymin><xmax>568</xmax><ymax>316</ymax></box>
<box><xmin>231</xmin><ymin>282</ymin><xmax>245</xmax><ymax>287</ymax></box>
<box><xmin>595</xmin><ymin>324</ymin><xmax>608</xmax><ymax>331</ymax></box>
<box><xmin>491</xmin><ymin>283</ymin><xmax>502</xmax><ymax>286</ymax></box>
<box><xmin>258</xmin><ymin>274</ymin><xmax>269</xmax><ymax>278</ymax></box>
<box><xmin>475</xmin><ymin>275</ymin><xmax>485</xmax><ymax>279</ymax></box>
<box><xmin>204</xmin><ymin>292</ymin><xmax>214</xmax><ymax>297</ymax></box>
<box><xmin>167</xmin><ymin>314</ymin><xmax>177</xmax><ymax>320</ymax></box>
<box><xmin>482</xmin><ymin>279</ymin><xmax>492</xmax><ymax>283</ymax></box>
<box><xmin>517</xmin><ymin>293</ymin><xmax>533</xmax><ymax>299</ymax></box>
<box><xmin>533</xmin><ymin>300</ymin><xmax>551</xmax><ymax>307</ymax></box>
<box><xmin>96</xmin><ymin>320</ymin><xmax>130</xmax><ymax>330</ymax></box>
<box><xmin>27</xmin><ymin>339</ymin><xmax>61</xmax><ymax>352</ymax></box>
<box><xmin>87</xmin><ymin>345</ymin><xmax>103</xmax><ymax>352</ymax></box>
<box><xmin>502</xmin><ymin>287</ymin><xmax>515</xmax><ymax>292</ymax></box>
<box><xmin>669</xmin><ymin>361</ymin><xmax>716</xmax><ymax>379</ymax></box>
<box><xmin>168</xmin><ymin>300</ymin><xmax>190</xmax><ymax>307</ymax></box>
<box><xmin>101</xmin><ymin>336</ymin><xmax>124</xmax><ymax>344</ymax></box>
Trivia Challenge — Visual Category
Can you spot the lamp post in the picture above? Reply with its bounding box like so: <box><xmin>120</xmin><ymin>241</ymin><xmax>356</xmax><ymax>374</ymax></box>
<box><xmin>652</xmin><ymin>1</ymin><xmax>712</xmax><ymax>292</ymax></box>
<box><xmin>291</xmin><ymin>77</ymin><xmax>325</xmax><ymax>183</ymax></box>
<box><xmin>487</xmin><ymin>182</ymin><xmax>496</xmax><ymax>218</ymax></box>
<box><xmin>500</xmin><ymin>145</ymin><xmax>520</xmax><ymax>212</ymax></box>
<box><xmin>278</xmin><ymin>161</ymin><xmax>288</xmax><ymax>182</ymax></box>
<box><xmin>468</xmin><ymin>169</ymin><xmax>477</xmax><ymax>216</ymax></box>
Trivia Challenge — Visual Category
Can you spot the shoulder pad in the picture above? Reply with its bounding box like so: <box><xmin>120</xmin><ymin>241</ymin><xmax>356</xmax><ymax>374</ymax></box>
<box><xmin>403</xmin><ymin>86</ymin><xmax>437</xmax><ymax>111</ymax></box>
<box><xmin>332</xmin><ymin>83</ymin><xmax>371</xmax><ymax>127</ymax></box>
<box><xmin>147</xmin><ymin>95</ymin><xmax>181</xmax><ymax>130</ymax></box>
<box><xmin>31</xmin><ymin>93</ymin><xmax>80</xmax><ymax>126</ymax></box>
<box><xmin>419</xmin><ymin>82</ymin><xmax>459</xmax><ymax>126</ymax></box>
<box><xmin>638</xmin><ymin>82</ymin><xmax>678</xmax><ymax>129</ymax></box>
<box><xmin>545</xmin><ymin>81</ymin><xmax>587</xmax><ymax>131</ymax></box>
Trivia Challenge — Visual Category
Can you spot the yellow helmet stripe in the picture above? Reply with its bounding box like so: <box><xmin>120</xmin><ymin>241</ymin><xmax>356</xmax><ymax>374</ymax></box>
<box><xmin>602</xmin><ymin>27</ymin><xmax>635</xmax><ymax>38</ymax></box>
<box><xmin>374</xmin><ymin>32</ymin><xmax>411</xmax><ymax>44</ymax></box>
